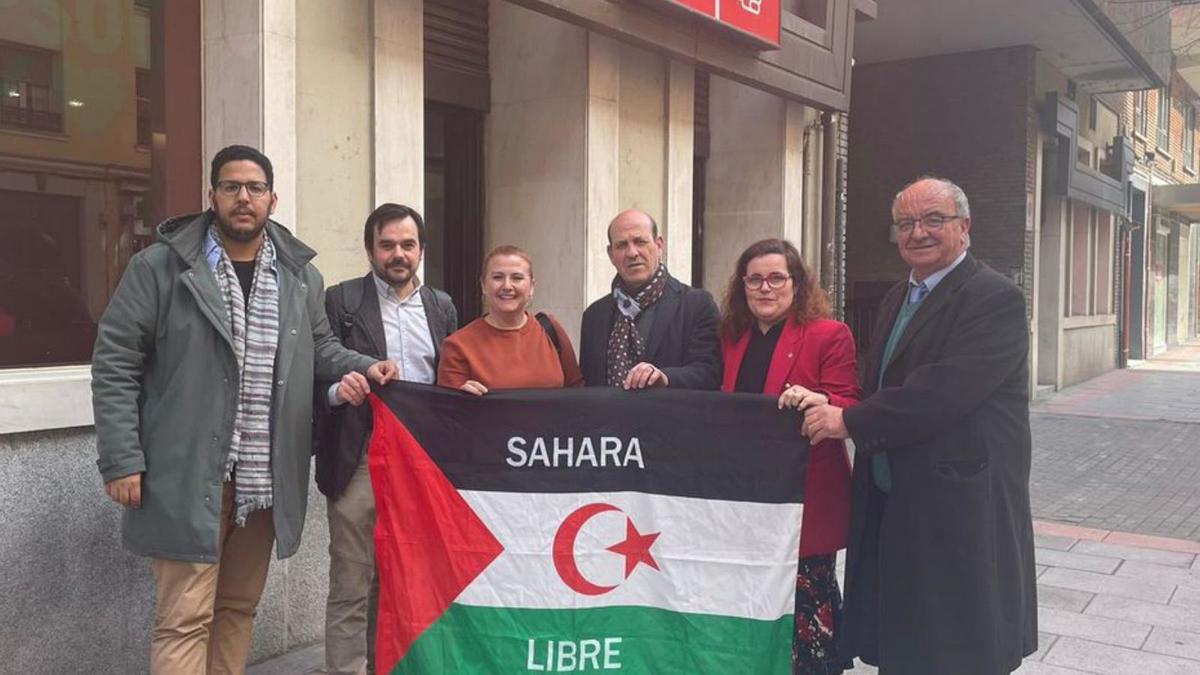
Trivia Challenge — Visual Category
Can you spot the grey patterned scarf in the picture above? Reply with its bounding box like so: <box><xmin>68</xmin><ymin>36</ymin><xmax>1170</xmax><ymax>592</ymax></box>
<box><xmin>606</xmin><ymin>263</ymin><xmax>669</xmax><ymax>386</ymax></box>
<box><xmin>210</xmin><ymin>224</ymin><xmax>280</xmax><ymax>526</ymax></box>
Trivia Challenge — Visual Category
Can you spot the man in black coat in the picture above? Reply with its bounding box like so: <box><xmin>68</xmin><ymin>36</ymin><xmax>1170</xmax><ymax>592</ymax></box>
<box><xmin>803</xmin><ymin>177</ymin><xmax>1037</xmax><ymax>674</ymax></box>
<box><xmin>314</xmin><ymin>203</ymin><xmax>457</xmax><ymax>675</ymax></box>
<box><xmin>579</xmin><ymin>208</ymin><xmax>721</xmax><ymax>390</ymax></box>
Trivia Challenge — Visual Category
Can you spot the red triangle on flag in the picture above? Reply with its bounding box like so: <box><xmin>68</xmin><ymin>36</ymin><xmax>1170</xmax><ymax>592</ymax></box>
<box><xmin>367</xmin><ymin>394</ymin><xmax>504</xmax><ymax>671</ymax></box>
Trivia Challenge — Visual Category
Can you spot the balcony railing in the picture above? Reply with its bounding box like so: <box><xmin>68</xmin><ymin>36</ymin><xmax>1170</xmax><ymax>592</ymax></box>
<box><xmin>1</xmin><ymin>105</ymin><xmax>62</xmax><ymax>132</ymax></box>
<box><xmin>1</xmin><ymin>82</ymin><xmax>62</xmax><ymax>133</ymax></box>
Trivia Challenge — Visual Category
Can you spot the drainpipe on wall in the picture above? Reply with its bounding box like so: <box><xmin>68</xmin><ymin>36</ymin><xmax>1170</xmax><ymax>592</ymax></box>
<box><xmin>801</xmin><ymin>111</ymin><xmax>824</xmax><ymax>278</ymax></box>
<box><xmin>820</xmin><ymin>111</ymin><xmax>837</xmax><ymax>301</ymax></box>
<box><xmin>834</xmin><ymin>115</ymin><xmax>848</xmax><ymax>320</ymax></box>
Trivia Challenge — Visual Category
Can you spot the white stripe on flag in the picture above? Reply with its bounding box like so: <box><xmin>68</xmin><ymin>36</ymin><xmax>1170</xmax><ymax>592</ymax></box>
<box><xmin>455</xmin><ymin>490</ymin><xmax>802</xmax><ymax>622</ymax></box>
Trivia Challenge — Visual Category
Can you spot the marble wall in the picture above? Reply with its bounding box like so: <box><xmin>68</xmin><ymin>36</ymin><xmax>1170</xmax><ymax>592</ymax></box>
<box><xmin>0</xmin><ymin>428</ymin><xmax>334</xmax><ymax>673</ymax></box>
<box><xmin>702</xmin><ymin>75</ymin><xmax>813</xmax><ymax>292</ymax></box>
<box><xmin>486</xmin><ymin>1</ymin><xmax>698</xmax><ymax>346</ymax></box>
<box><xmin>295</xmin><ymin>0</ymin><xmax>374</xmax><ymax>279</ymax></box>
<box><xmin>204</xmin><ymin>0</ymin><xmax>425</xmax><ymax>286</ymax></box>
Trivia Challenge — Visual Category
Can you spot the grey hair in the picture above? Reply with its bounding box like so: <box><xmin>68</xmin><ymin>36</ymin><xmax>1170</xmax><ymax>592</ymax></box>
<box><xmin>892</xmin><ymin>176</ymin><xmax>971</xmax><ymax>219</ymax></box>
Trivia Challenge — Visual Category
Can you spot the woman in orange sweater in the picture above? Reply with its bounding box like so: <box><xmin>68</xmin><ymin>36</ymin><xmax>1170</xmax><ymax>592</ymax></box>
<box><xmin>437</xmin><ymin>245</ymin><xmax>584</xmax><ymax>393</ymax></box>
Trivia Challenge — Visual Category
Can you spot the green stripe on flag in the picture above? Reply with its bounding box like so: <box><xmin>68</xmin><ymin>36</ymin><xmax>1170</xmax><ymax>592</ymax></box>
<box><xmin>391</xmin><ymin>603</ymin><xmax>794</xmax><ymax>674</ymax></box>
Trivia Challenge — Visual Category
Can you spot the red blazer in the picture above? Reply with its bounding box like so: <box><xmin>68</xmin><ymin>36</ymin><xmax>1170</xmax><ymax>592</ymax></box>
<box><xmin>721</xmin><ymin>317</ymin><xmax>860</xmax><ymax>557</ymax></box>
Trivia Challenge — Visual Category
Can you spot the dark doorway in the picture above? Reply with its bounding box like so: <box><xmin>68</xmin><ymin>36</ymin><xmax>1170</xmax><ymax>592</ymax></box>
<box><xmin>425</xmin><ymin>102</ymin><xmax>485</xmax><ymax>324</ymax></box>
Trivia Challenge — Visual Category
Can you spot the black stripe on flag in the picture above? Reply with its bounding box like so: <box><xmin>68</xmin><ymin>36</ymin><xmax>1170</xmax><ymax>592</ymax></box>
<box><xmin>371</xmin><ymin>383</ymin><xmax>807</xmax><ymax>504</ymax></box>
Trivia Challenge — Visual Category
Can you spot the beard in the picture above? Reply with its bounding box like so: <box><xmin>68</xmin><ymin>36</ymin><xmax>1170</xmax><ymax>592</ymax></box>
<box><xmin>215</xmin><ymin>209</ymin><xmax>268</xmax><ymax>243</ymax></box>
<box><xmin>373</xmin><ymin>259</ymin><xmax>414</xmax><ymax>287</ymax></box>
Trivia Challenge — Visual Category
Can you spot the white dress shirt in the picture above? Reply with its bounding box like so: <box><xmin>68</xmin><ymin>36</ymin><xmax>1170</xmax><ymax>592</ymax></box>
<box><xmin>329</xmin><ymin>274</ymin><xmax>437</xmax><ymax>405</ymax></box>
<box><xmin>908</xmin><ymin>250</ymin><xmax>967</xmax><ymax>303</ymax></box>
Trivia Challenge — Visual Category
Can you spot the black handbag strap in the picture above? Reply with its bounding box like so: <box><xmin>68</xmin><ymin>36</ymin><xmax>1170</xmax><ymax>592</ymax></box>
<box><xmin>535</xmin><ymin>312</ymin><xmax>562</xmax><ymax>354</ymax></box>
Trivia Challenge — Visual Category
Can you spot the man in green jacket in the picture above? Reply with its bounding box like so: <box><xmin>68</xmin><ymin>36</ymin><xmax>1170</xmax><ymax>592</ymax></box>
<box><xmin>92</xmin><ymin>145</ymin><xmax>396</xmax><ymax>674</ymax></box>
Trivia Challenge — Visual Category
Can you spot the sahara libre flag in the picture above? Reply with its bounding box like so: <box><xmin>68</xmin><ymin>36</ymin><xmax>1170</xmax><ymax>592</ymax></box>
<box><xmin>368</xmin><ymin>383</ymin><xmax>808</xmax><ymax>674</ymax></box>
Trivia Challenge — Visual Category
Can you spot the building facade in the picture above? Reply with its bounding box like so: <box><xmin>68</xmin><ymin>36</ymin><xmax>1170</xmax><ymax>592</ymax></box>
<box><xmin>844</xmin><ymin>0</ymin><xmax>1173</xmax><ymax>393</ymax></box>
<box><xmin>1120</xmin><ymin>8</ymin><xmax>1200</xmax><ymax>359</ymax></box>
<box><xmin>0</xmin><ymin>0</ymin><xmax>873</xmax><ymax>671</ymax></box>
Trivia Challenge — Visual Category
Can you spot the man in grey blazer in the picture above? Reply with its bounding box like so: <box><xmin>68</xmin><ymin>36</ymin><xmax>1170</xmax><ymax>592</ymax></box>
<box><xmin>314</xmin><ymin>203</ymin><xmax>458</xmax><ymax>675</ymax></box>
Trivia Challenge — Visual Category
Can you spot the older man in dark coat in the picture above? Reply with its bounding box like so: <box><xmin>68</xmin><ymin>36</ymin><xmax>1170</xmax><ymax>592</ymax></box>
<box><xmin>803</xmin><ymin>177</ymin><xmax>1037</xmax><ymax>674</ymax></box>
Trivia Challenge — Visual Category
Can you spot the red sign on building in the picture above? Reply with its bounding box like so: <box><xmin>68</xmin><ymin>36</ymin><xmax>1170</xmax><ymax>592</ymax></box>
<box><xmin>661</xmin><ymin>0</ymin><xmax>781</xmax><ymax>48</ymax></box>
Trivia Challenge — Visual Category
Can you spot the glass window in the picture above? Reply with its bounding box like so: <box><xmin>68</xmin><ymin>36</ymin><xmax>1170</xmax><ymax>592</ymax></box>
<box><xmin>0</xmin><ymin>1</ymin><xmax>201</xmax><ymax>369</ymax></box>
<box><xmin>0</xmin><ymin>43</ymin><xmax>61</xmax><ymax>133</ymax></box>
<box><xmin>136</xmin><ymin>68</ymin><xmax>151</xmax><ymax>147</ymax></box>
<box><xmin>1134</xmin><ymin>90</ymin><xmax>1148</xmax><ymax>138</ymax></box>
<box><xmin>1066</xmin><ymin>203</ymin><xmax>1116</xmax><ymax>318</ymax></box>
<box><xmin>1185</xmin><ymin>105</ymin><xmax>1196</xmax><ymax>172</ymax></box>
<box><xmin>1069</xmin><ymin>204</ymin><xmax>1092</xmax><ymax>317</ymax></box>
<box><xmin>1157</xmin><ymin>88</ymin><xmax>1170</xmax><ymax>150</ymax></box>
<box><xmin>1094</xmin><ymin>212</ymin><xmax>1112</xmax><ymax>315</ymax></box>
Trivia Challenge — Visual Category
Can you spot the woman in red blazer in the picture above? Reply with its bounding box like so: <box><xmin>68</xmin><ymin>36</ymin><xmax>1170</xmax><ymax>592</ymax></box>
<box><xmin>719</xmin><ymin>238</ymin><xmax>859</xmax><ymax>675</ymax></box>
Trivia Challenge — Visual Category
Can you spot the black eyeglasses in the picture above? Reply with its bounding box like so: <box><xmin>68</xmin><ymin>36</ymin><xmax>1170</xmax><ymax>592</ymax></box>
<box><xmin>215</xmin><ymin>180</ymin><xmax>271</xmax><ymax>199</ymax></box>
<box><xmin>892</xmin><ymin>213</ymin><xmax>962</xmax><ymax>233</ymax></box>
<box><xmin>743</xmin><ymin>273</ymin><xmax>791</xmax><ymax>290</ymax></box>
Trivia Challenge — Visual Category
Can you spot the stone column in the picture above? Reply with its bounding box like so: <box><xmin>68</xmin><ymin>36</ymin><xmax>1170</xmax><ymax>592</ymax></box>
<box><xmin>203</xmin><ymin>0</ymin><xmax>298</xmax><ymax>229</ymax></box>
<box><xmin>488</xmin><ymin>1</ymin><xmax>592</xmax><ymax>344</ymax></box>
<box><xmin>372</xmin><ymin>0</ymin><xmax>424</xmax><ymax>211</ymax></box>
<box><xmin>664</xmin><ymin>60</ymin><xmax>695</xmax><ymax>280</ymax></box>
<box><xmin>703</xmin><ymin>75</ymin><xmax>812</xmax><ymax>289</ymax></box>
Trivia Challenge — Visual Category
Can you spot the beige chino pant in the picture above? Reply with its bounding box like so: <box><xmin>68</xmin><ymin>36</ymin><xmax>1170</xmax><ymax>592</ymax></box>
<box><xmin>150</xmin><ymin>483</ymin><xmax>275</xmax><ymax>675</ymax></box>
<box><xmin>325</xmin><ymin>460</ymin><xmax>380</xmax><ymax>675</ymax></box>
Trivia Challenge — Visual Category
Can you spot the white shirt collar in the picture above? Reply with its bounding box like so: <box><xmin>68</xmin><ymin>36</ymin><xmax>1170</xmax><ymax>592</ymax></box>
<box><xmin>909</xmin><ymin>250</ymin><xmax>968</xmax><ymax>293</ymax></box>
<box><xmin>373</xmin><ymin>272</ymin><xmax>422</xmax><ymax>305</ymax></box>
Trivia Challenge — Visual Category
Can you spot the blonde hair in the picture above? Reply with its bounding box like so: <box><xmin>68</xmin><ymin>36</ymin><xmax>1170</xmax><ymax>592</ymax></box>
<box><xmin>482</xmin><ymin>244</ymin><xmax>535</xmax><ymax>279</ymax></box>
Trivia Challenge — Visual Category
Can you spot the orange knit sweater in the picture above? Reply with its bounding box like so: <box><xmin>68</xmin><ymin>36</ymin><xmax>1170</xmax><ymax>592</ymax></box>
<box><xmin>437</xmin><ymin>312</ymin><xmax>584</xmax><ymax>390</ymax></box>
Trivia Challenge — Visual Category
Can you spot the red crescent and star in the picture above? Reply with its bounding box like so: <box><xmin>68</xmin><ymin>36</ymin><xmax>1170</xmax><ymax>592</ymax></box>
<box><xmin>552</xmin><ymin>502</ymin><xmax>661</xmax><ymax>596</ymax></box>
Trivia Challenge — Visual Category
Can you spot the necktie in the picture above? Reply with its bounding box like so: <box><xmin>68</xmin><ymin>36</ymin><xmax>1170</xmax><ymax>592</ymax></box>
<box><xmin>872</xmin><ymin>281</ymin><xmax>930</xmax><ymax>493</ymax></box>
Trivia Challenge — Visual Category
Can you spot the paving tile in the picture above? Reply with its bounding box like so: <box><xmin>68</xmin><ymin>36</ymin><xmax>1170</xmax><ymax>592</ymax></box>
<box><xmin>1035</xmin><ymin>548</ymin><xmax>1122</xmax><ymax>574</ymax></box>
<box><xmin>1172</xmin><ymin>585</ymin><xmax>1200</xmax><ymax>608</ymax></box>
<box><xmin>1013</xmin><ymin>661</ymin><xmax>1090</xmax><ymax>675</ymax></box>
<box><xmin>1044</xmin><ymin>636</ymin><xmax>1200</xmax><ymax>674</ymax></box>
<box><xmin>1071</xmin><ymin>540</ymin><xmax>1197</xmax><ymax>568</ymax></box>
<box><xmin>1085</xmin><ymin>594</ymin><xmax>1200</xmax><ymax>633</ymax></box>
<box><xmin>1115</xmin><ymin>560</ymin><xmax>1200</xmax><ymax>589</ymax></box>
<box><xmin>1144</xmin><ymin>626</ymin><xmax>1200</xmax><ymax>661</ymax></box>
<box><xmin>1103</xmin><ymin>532</ymin><xmax>1200</xmax><ymax>555</ymax></box>
<box><xmin>1039</xmin><ymin>568</ymin><xmax>1176</xmax><ymax>604</ymax></box>
<box><xmin>1035</xmin><ymin>607</ymin><xmax>1150</xmax><ymax>649</ymax></box>
<box><xmin>1037</xmin><ymin>564</ymin><xmax>1048</xmax><ymax>578</ymax></box>
<box><xmin>1028</xmin><ymin>632</ymin><xmax>1059</xmax><ymax>662</ymax></box>
<box><xmin>1035</xmin><ymin>533</ymin><xmax>1080</xmax><ymax>551</ymax></box>
<box><xmin>1037</xmin><ymin>585</ymin><xmax>1095</xmax><ymax>612</ymax></box>
<box><xmin>1033</xmin><ymin>521</ymin><xmax>1110</xmax><ymax>542</ymax></box>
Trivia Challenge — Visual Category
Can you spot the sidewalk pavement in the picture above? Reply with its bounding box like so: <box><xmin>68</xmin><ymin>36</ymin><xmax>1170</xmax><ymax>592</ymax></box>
<box><xmin>1014</xmin><ymin>521</ymin><xmax>1200</xmax><ymax>675</ymax></box>
<box><xmin>251</xmin><ymin>343</ymin><xmax>1200</xmax><ymax>674</ymax></box>
<box><xmin>1029</xmin><ymin>341</ymin><xmax>1200</xmax><ymax>541</ymax></box>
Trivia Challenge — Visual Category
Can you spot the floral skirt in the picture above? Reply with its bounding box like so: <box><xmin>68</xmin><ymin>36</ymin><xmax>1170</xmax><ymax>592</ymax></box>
<box><xmin>793</xmin><ymin>553</ymin><xmax>848</xmax><ymax>675</ymax></box>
